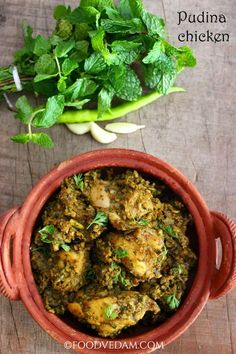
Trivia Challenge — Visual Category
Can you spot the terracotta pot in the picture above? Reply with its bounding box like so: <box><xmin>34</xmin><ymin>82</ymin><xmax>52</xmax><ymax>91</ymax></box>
<box><xmin>0</xmin><ymin>149</ymin><xmax>236</xmax><ymax>354</ymax></box>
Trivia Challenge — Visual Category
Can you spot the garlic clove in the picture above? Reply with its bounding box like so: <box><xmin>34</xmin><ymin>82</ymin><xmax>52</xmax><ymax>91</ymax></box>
<box><xmin>90</xmin><ymin>122</ymin><xmax>117</xmax><ymax>144</ymax></box>
<box><xmin>66</xmin><ymin>122</ymin><xmax>91</xmax><ymax>135</ymax></box>
<box><xmin>105</xmin><ymin>122</ymin><xmax>145</xmax><ymax>134</ymax></box>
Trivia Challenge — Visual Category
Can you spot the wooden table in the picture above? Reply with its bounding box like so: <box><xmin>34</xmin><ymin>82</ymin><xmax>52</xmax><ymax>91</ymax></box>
<box><xmin>0</xmin><ymin>0</ymin><xmax>235</xmax><ymax>353</ymax></box>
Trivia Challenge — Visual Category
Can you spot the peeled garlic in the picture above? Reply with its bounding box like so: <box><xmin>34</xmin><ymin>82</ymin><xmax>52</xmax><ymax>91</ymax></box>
<box><xmin>105</xmin><ymin>122</ymin><xmax>145</xmax><ymax>134</ymax></box>
<box><xmin>90</xmin><ymin>122</ymin><xmax>117</xmax><ymax>144</ymax></box>
<box><xmin>66</xmin><ymin>122</ymin><xmax>91</xmax><ymax>135</ymax></box>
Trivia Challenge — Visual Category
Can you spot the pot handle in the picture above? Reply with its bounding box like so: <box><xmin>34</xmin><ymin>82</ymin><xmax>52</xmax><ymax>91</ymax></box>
<box><xmin>0</xmin><ymin>208</ymin><xmax>20</xmax><ymax>300</ymax></box>
<box><xmin>210</xmin><ymin>211</ymin><xmax>236</xmax><ymax>299</ymax></box>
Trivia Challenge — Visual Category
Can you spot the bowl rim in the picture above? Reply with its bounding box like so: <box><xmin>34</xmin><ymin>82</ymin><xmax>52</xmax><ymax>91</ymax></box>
<box><xmin>14</xmin><ymin>149</ymin><xmax>215</xmax><ymax>353</ymax></box>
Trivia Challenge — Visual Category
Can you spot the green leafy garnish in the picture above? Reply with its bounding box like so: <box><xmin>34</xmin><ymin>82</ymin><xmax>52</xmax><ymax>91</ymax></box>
<box><xmin>0</xmin><ymin>0</ymin><xmax>196</xmax><ymax>148</ymax></box>
<box><xmin>60</xmin><ymin>243</ymin><xmax>71</xmax><ymax>252</ymax></box>
<box><xmin>112</xmin><ymin>263</ymin><xmax>127</xmax><ymax>286</ymax></box>
<box><xmin>39</xmin><ymin>224</ymin><xmax>55</xmax><ymax>243</ymax></box>
<box><xmin>38</xmin><ymin>224</ymin><xmax>70</xmax><ymax>251</ymax></box>
<box><xmin>87</xmin><ymin>211</ymin><xmax>108</xmax><ymax>229</ymax></box>
<box><xmin>137</xmin><ymin>219</ymin><xmax>149</xmax><ymax>226</ymax></box>
<box><xmin>172</xmin><ymin>264</ymin><xmax>183</xmax><ymax>274</ymax></box>
<box><xmin>73</xmin><ymin>173</ymin><xmax>84</xmax><ymax>191</ymax></box>
<box><xmin>104</xmin><ymin>304</ymin><xmax>118</xmax><ymax>320</ymax></box>
<box><xmin>165</xmin><ymin>293</ymin><xmax>180</xmax><ymax>310</ymax></box>
<box><xmin>113</xmin><ymin>248</ymin><xmax>128</xmax><ymax>258</ymax></box>
<box><xmin>158</xmin><ymin>222</ymin><xmax>178</xmax><ymax>239</ymax></box>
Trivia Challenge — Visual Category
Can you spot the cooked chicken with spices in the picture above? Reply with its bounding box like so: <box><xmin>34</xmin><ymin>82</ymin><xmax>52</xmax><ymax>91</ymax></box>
<box><xmin>68</xmin><ymin>288</ymin><xmax>160</xmax><ymax>337</ymax></box>
<box><xmin>31</xmin><ymin>168</ymin><xmax>197</xmax><ymax>337</ymax></box>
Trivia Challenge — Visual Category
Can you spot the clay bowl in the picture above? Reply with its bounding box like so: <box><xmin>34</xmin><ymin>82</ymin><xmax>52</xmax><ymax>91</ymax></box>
<box><xmin>0</xmin><ymin>149</ymin><xmax>236</xmax><ymax>353</ymax></box>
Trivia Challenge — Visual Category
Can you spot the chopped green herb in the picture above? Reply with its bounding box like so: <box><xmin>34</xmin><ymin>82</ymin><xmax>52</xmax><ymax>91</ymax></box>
<box><xmin>163</xmin><ymin>245</ymin><xmax>168</xmax><ymax>257</ymax></box>
<box><xmin>114</xmin><ymin>248</ymin><xmax>128</xmax><ymax>258</ymax></box>
<box><xmin>60</xmin><ymin>243</ymin><xmax>71</xmax><ymax>252</ymax></box>
<box><xmin>73</xmin><ymin>173</ymin><xmax>84</xmax><ymax>191</ymax></box>
<box><xmin>39</xmin><ymin>224</ymin><xmax>55</xmax><ymax>243</ymax></box>
<box><xmin>165</xmin><ymin>293</ymin><xmax>180</xmax><ymax>310</ymax></box>
<box><xmin>137</xmin><ymin>219</ymin><xmax>149</xmax><ymax>226</ymax></box>
<box><xmin>87</xmin><ymin>211</ymin><xmax>108</xmax><ymax>229</ymax></box>
<box><xmin>111</xmin><ymin>261</ymin><xmax>118</xmax><ymax>270</ymax></box>
<box><xmin>173</xmin><ymin>264</ymin><xmax>183</xmax><ymax>274</ymax></box>
<box><xmin>104</xmin><ymin>304</ymin><xmax>118</xmax><ymax>320</ymax></box>
<box><xmin>158</xmin><ymin>222</ymin><xmax>178</xmax><ymax>239</ymax></box>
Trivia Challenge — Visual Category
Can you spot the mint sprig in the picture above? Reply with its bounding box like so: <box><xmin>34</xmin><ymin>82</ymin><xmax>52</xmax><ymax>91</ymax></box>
<box><xmin>1</xmin><ymin>0</ymin><xmax>196</xmax><ymax>148</ymax></box>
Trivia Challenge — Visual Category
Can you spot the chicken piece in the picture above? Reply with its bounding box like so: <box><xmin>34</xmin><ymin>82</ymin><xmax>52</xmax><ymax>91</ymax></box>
<box><xmin>89</xmin><ymin>181</ymin><xmax>110</xmax><ymax>208</ymax></box>
<box><xmin>123</xmin><ymin>189</ymin><xmax>154</xmax><ymax>220</ymax></box>
<box><xmin>132</xmin><ymin>227</ymin><xmax>164</xmax><ymax>252</ymax></box>
<box><xmin>50</xmin><ymin>243</ymin><xmax>90</xmax><ymax>292</ymax></box>
<box><xmin>93</xmin><ymin>262</ymin><xmax>140</xmax><ymax>290</ymax></box>
<box><xmin>68</xmin><ymin>289</ymin><xmax>160</xmax><ymax>337</ymax></box>
<box><xmin>98</xmin><ymin>230</ymin><xmax>162</xmax><ymax>280</ymax></box>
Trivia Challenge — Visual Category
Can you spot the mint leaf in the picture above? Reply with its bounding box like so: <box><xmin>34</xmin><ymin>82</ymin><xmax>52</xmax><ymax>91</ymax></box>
<box><xmin>84</xmin><ymin>53</ymin><xmax>107</xmax><ymax>74</ymax></box>
<box><xmin>33</xmin><ymin>35</ymin><xmax>51</xmax><ymax>56</ymax></box>
<box><xmin>33</xmin><ymin>95</ymin><xmax>65</xmax><ymax>128</ymax></box>
<box><xmin>105</xmin><ymin>7</ymin><xmax>122</xmax><ymax>20</ymax></box>
<box><xmin>11</xmin><ymin>133</ymin><xmax>31</xmax><ymax>144</ymax></box>
<box><xmin>34</xmin><ymin>73</ymin><xmax>58</xmax><ymax>83</ymax></box>
<box><xmin>90</xmin><ymin>29</ymin><xmax>110</xmax><ymax>60</ymax></box>
<box><xmin>62</xmin><ymin>58</ymin><xmax>79</xmax><ymax>76</ymax></box>
<box><xmin>65</xmin><ymin>99</ymin><xmax>90</xmax><ymax>109</ymax></box>
<box><xmin>101</xmin><ymin>18</ymin><xmax>144</xmax><ymax>34</ymax></box>
<box><xmin>31</xmin><ymin>133</ymin><xmax>54</xmax><ymax>148</ymax></box>
<box><xmin>66</xmin><ymin>78</ymin><xmax>97</xmax><ymax>100</ymax></box>
<box><xmin>176</xmin><ymin>46</ymin><xmax>197</xmax><ymax>70</ymax></box>
<box><xmin>35</xmin><ymin>54</ymin><xmax>57</xmax><ymax>75</ymax></box>
<box><xmin>111</xmin><ymin>40</ymin><xmax>141</xmax><ymax>64</ymax></box>
<box><xmin>111</xmin><ymin>40</ymin><xmax>142</xmax><ymax>52</ymax></box>
<box><xmin>98</xmin><ymin>88</ymin><xmax>114</xmax><ymax>118</ymax></box>
<box><xmin>128</xmin><ymin>0</ymin><xmax>144</xmax><ymax>18</ymax></box>
<box><xmin>156</xmin><ymin>71</ymin><xmax>176</xmax><ymax>95</ymax></box>
<box><xmin>15</xmin><ymin>96</ymin><xmax>33</xmax><ymax>124</ymax></box>
<box><xmin>117</xmin><ymin>0</ymin><xmax>133</xmax><ymax>19</ymax></box>
<box><xmin>53</xmin><ymin>5</ymin><xmax>70</xmax><ymax>20</ymax></box>
<box><xmin>80</xmin><ymin>0</ymin><xmax>113</xmax><ymax>10</ymax></box>
<box><xmin>109</xmin><ymin>65</ymin><xmax>142</xmax><ymax>101</ymax></box>
<box><xmin>57</xmin><ymin>77</ymin><xmax>67</xmax><ymax>92</ymax></box>
<box><xmin>141</xmin><ymin>11</ymin><xmax>165</xmax><ymax>38</ymax></box>
<box><xmin>68</xmin><ymin>6</ymin><xmax>100</xmax><ymax>25</ymax></box>
<box><xmin>74</xmin><ymin>23</ymin><xmax>90</xmax><ymax>40</ymax></box>
<box><xmin>54</xmin><ymin>39</ymin><xmax>75</xmax><ymax>58</ymax></box>
<box><xmin>142</xmin><ymin>42</ymin><xmax>162</xmax><ymax>64</ymax></box>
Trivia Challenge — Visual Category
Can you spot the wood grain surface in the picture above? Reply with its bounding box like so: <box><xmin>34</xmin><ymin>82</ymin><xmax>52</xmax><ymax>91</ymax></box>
<box><xmin>0</xmin><ymin>0</ymin><xmax>236</xmax><ymax>353</ymax></box>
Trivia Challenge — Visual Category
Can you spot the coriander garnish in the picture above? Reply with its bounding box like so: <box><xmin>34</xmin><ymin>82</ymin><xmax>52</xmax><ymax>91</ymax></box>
<box><xmin>104</xmin><ymin>304</ymin><xmax>118</xmax><ymax>320</ymax></box>
<box><xmin>87</xmin><ymin>211</ymin><xmax>108</xmax><ymax>229</ymax></box>
<box><xmin>165</xmin><ymin>293</ymin><xmax>180</xmax><ymax>310</ymax></box>
<box><xmin>137</xmin><ymin>219</ymin><xmax>149</xmax><ymax>226</ymax></box>
<box><xmin>73</xmin><ymin>173</ymin><xmax>84</xmax><ymax>191</ymax></box>
<box><xmin>158</xmin><ymin>222</ymin><xmax>178</xmax><ymax>239</ymax></box>
<box><xmin>39</xmin><ymin>224</ymin><xmax>55</xmax><ymax>243</ymax></box>
<box><xmin>113</xmin><ymin>249</ymin><xmax>128</xmax><ymax>259</ymax></box>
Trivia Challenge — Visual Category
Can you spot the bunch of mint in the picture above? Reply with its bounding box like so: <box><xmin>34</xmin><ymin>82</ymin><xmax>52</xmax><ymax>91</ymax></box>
<box><xmin>0</xmin><ymin>0</ymin><xmax>196</xmax><ymax>148</ymax></box>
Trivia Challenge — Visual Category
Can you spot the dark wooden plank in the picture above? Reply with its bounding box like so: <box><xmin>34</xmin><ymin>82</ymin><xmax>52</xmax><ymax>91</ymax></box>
<box><xmin>0</xmin><ymin>0</ymin><xmax>235</xmax><ymax>353</ymax></box>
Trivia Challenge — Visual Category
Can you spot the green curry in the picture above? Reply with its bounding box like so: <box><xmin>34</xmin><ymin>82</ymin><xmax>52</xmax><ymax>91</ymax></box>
<box><xmin>31</xmin><ymin>169</ymin><xmax>197</xmax><ymax>337</ymax></box>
